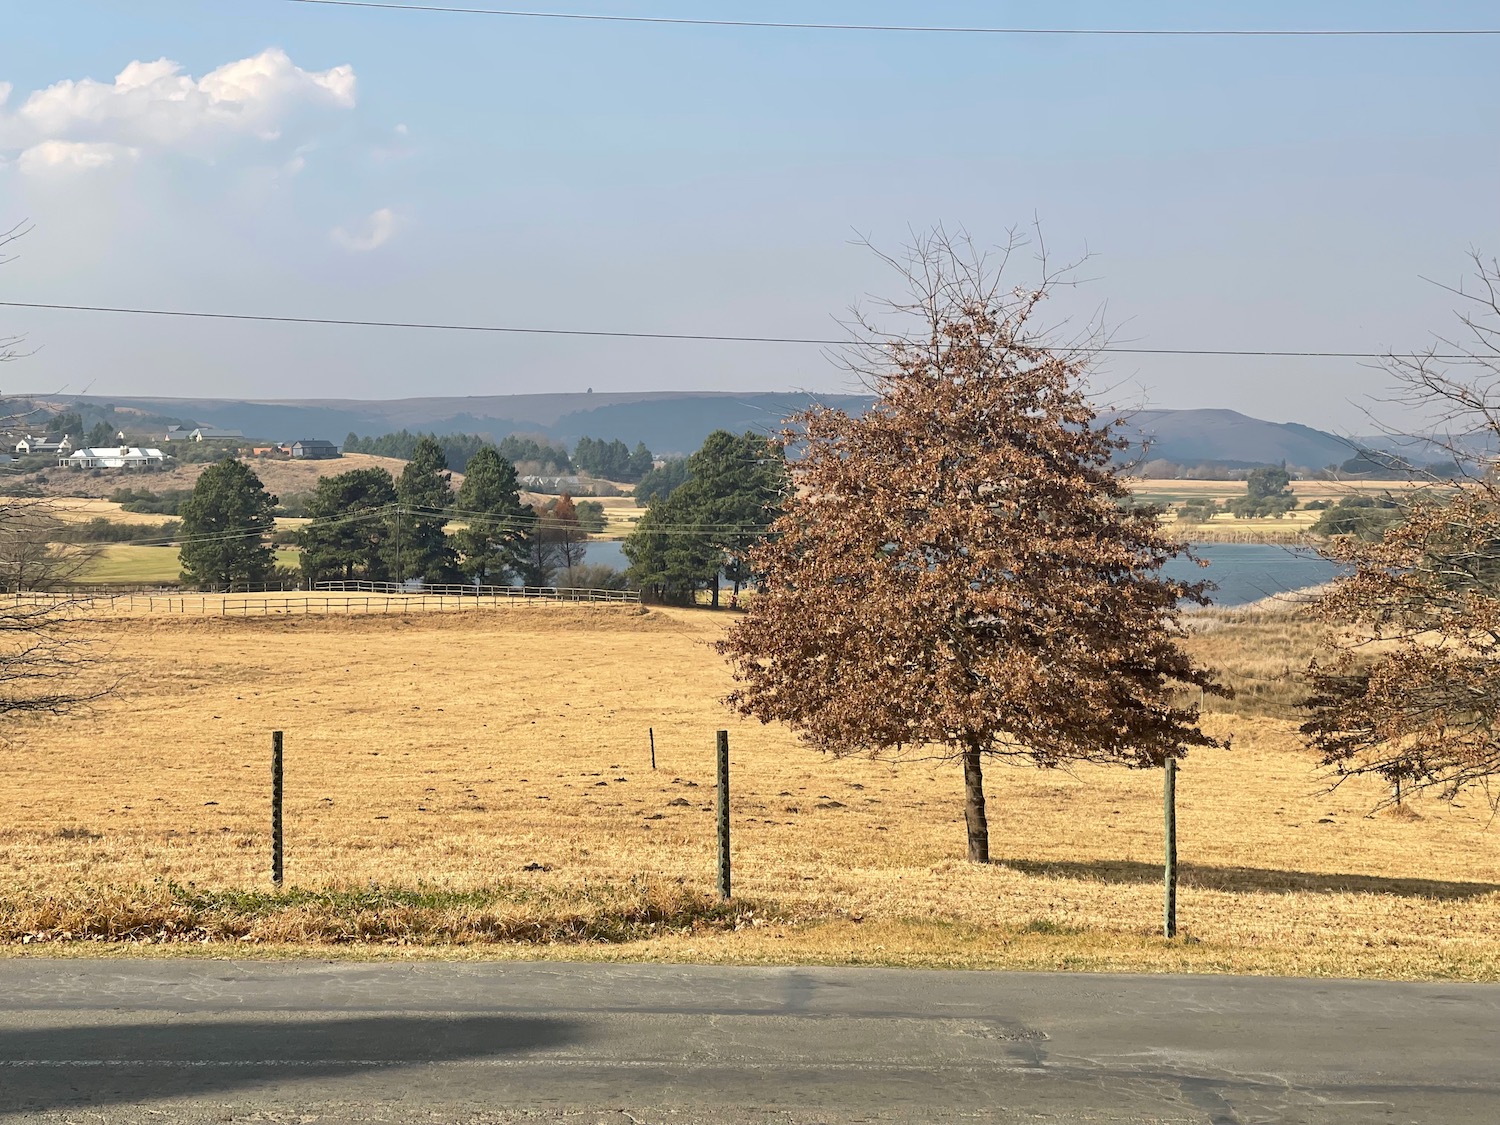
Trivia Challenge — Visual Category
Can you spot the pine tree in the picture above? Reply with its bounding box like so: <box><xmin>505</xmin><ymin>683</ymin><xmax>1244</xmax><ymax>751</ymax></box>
<box><xmin>454</xmin><ymin>446</ymin><xmax>528</xmax><ymax>585</ymax></box>
<box><xmin>390</xmin><ymin>436</ymin><xmax>456</xmax><ymax>584</ymax></box>
<box><xmin>622</xmin><ymin>431</ymin><xmax>784</xmax><ymax>605</ymax></box>
<box><xmin>179</xmin><ymin>460</ymin><xmax>278</xmax><ymax>591</ymax></box>
<box><xmin>297</xmin><ymin>468</ymin><xmax>397</xmax><ymax>585</ymax></box>
<box><xmin>623</xmin><ymin>492</ymin><xmax>720</xmax><ymax>605</ymax></box>
<box><xmin>627</xmin><ymin>442</ymin><xmax>654</xmax><ymax>481</ymax></box>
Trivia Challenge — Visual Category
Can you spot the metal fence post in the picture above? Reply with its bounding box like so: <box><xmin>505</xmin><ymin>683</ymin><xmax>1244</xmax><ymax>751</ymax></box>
<box><xmin>271</xmin><ymin>731</ymin><xmax>284</xmax><ymax>886</ymax></box>
<box><xmin>1164</xmin><ymin>757</ymin><xmax>1177</xmax><ymax>938</ymax></box>
<box><xmin>716</xmin><ymin>730</ymin><xmax>731</xmax><ymax>900</ymax></box>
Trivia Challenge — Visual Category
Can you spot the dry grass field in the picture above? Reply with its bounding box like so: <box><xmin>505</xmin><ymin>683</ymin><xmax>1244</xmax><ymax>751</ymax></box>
<box><xmin>2</xmin><ymin>598</ymin><xmax>1497</xmax><ymax>977</ymax></box>
<box><xmin>1127</xmin><ymin>478</ymin><xmax>1430</xmax><ymax>542</ymax></box>
<box><xmin>29</xmin><ymin>452</ymin><xmax>419</xmax><ymax>500</ymax></box>
<box><xmin>48</xmin><ymin>497</ymin><xmax>178</xmax><ymax>526</ymax></box>
<box><xmin>593</xmin><ymin>495</ymin><xmax>644</xmax><ymax>538</ymax></box>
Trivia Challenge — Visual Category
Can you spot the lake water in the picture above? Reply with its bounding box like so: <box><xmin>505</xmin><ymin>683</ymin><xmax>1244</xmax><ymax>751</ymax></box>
<box><xmin>581</xmin><ymin>541</ymin><xmax>1341</xmax><ymax>609</ymax></box>
<box><xmin>1164</xmin><ymin>543</ymin><xmax>1343</xmax><ymax>607</ymax></box>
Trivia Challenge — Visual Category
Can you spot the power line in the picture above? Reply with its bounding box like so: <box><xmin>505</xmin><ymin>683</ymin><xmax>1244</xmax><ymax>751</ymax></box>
<box><xmin>43</xmin><ymin>500</ymin><xmax>764</xmax><ymax>549</ymax></box>
<box><xmin>69</xmin><ymin>504</ymin><xmax>399</xmax><ymax>550</ymax></box>
<box><xmin>0</xmin><ymin>300</ymin><xmax>1470</xmax><ymax>361</ymax></box>
<box><xmin>280</xmin><ymin>1</ymin><xmax>1500</xmax><ymax>37</ymax></box>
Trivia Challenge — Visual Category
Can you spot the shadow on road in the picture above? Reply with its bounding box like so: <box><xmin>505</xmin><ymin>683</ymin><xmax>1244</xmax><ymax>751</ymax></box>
<box><xmin>997</xmin><ymin>858</ymin><xmax>1500</xmax><ymax>900</ymax></box>
<box><xmin>0</xmin><ymin>1014</ymin><xmax>583</xmax><ymax>1115</ymax></box>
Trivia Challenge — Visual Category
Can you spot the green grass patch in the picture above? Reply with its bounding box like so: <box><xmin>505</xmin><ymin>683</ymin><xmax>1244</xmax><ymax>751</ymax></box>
<box><xmin>2</xmin><ymin>879</ymin><xmax>773</xmax><ymax>946</ymax></box>
<box><xmin>75</xmin><ymin>546</ymin><xmax>300</xmax><ymax>585</ymax></box>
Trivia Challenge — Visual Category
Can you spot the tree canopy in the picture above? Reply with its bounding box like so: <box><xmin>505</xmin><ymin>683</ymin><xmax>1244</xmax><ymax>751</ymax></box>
<box><xmin>297</xmin><ymin>467</ymin><xmax>397</xmax><ymax>585</ymax></box>
<box><xmin>453</xmin><ymin>446</ymin><xmax>529</xmax><ymax>585</ymax></box>
<box><xmin>632</xmin><ymin>457</ymin><xmax>691</xmax><ymax>506</ymax></box>
<box><xmin>178</xmin><ymin>459</ymin><xmax>278</xmax><ymax>590</ymax></box>
<box><xmin>1303</xmin><ymin>251</ymin><xmax>1500</xmax><ymax>811</ymax></box>
<box><xmin>718</xmin><ymin>233</ymin><xmax>1226</xmax><ymax>862</ymax></box>
<box><xmin>391</xmin><ymin>435</ymin><xmax>456</xmax><ymax>583</ymax></box>
<box><xmin>1228</xmin><ymin>466</ymin><xmax>1296</xmax><ymax>518</ymax></box>
<box><xmin>574</xmin><ymin>436</ymin><xmax>654</xmax><ymax>482</ymax></box>
<box><xmin>342</xmin><ymin>430</ymin><xmax>572</xmax><ymax>475</ymax></box>
<box><xmin>1308</xmin><ymin>494</ymin><xmax>1406</xmax><ymax>540</ymax></box>
<box><xmin>623</xmin><ymin>431</ymin><xmax>784</xmax><ymax>606</ymax></box>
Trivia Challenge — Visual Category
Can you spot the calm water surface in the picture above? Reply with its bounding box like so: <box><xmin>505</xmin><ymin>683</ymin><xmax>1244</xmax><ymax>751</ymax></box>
<box><xmin>583</xmin><ymin>541</ymin><xmax>1342</xmax><ymax>609</ymax></box>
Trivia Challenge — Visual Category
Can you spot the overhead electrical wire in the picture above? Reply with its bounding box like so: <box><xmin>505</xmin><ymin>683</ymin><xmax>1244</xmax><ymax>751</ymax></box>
<box><xmin>40</xmin><ymin>505</ymin><xmax>400</xmax><ymax>550</ymax></box>
<box><xmin>0</xmin><ymin>300</ymin><xmax>1469</xmax><ymax>361</ymax></box>
<box><xmin>408</xmin><ymin>502</ymin><xmax>775</xmax><ymax>534</ymax></box>
<box><xmin>24</xmin><ymin>501</ymin><xmax>776</xmax><ymax>550</ymax></box>
<box><xmin>279</xmin><ymin>0</ymin><xmax>1500</xmax><ymax>37</ymax></box>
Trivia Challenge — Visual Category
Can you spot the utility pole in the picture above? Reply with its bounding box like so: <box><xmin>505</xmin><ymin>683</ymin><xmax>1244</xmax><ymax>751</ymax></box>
<box><xmin>395</xmin><ymin>504</ymin><xmax>402</xmax><ymax>587</ymax></box>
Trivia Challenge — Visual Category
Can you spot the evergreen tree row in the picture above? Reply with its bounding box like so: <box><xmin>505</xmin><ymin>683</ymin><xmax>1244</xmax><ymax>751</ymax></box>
<box><xmin>572</xmin><ymin>436</ymin><xmax>654</xmax><ymax>481</ymax></box>
<box><xmin>342</xmin><ymin>430</ymin><xmax>572</xmax><ymax>475</ymax></box>
<box><xmin>177</xmin><ymin>439</ymin><xmax>604</xmax><ymax>590</ymax></box>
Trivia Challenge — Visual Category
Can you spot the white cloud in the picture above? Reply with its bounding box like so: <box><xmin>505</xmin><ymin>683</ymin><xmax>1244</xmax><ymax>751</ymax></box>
<box><xmin>17</xmin><ymin>139</ymin><xmax>137</xmax><ymax>174</ymax></box>
<box><xmin>331</xmin><ymin>207</ymin><xmax>398</xmax><ymax>252</ymax></box>
<box><xmin>1</xmin><ymin>48</ymin><xmax>355</xmax><ymax>174</ymax></box>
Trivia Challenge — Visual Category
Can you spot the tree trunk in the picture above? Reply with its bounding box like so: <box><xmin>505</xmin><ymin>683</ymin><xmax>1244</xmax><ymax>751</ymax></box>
<box><xmin>711</xmin><ymin>578</ymin><xmax>720</xmax><ymax>608</ymax></box>
<box><xmin>962</xmin><ymin>740</ymin><xmax>989</xmax><ymax>863</ymax></box>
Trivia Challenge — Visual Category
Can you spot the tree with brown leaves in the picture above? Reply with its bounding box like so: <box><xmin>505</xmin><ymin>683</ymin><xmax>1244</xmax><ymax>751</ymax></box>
<box><xmin>1303</xmin><ymin>252</ymin><xmax>1500</xmax><ymax>811</ymax></box>
<box><xmin>719</xmin><ymin>231</ymin><xmax>1226</xmax><ymax>862</ymax></box>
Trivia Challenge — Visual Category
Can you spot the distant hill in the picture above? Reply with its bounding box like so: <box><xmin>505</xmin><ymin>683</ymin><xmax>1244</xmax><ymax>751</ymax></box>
<box><xmin>56</xmin><ymin>391</ymin><xmax>872</xmax><ymax>458</ymax></box>
<box><xmin>49</xmin><ymin>391</ymin><xmax>1357</xmax><ymax>469</ymax></box>
<box><xmin>1111</xmin><ymin>409</ymin><xmax>1356</xmax><ymax>470</ymax></box>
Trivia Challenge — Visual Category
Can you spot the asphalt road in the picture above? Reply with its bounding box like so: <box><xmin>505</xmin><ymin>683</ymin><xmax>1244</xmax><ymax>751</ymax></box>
<box><xmin>0</xmin><ymin>960</ymin><xmax>1496</xmax><ymax>1124</ymax></box>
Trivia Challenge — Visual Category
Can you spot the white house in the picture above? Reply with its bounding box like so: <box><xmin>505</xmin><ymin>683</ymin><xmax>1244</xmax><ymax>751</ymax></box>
<box><xmin>61</xmin><ymin>446</ymin><xmax>166</xmax><ymax>470</ymax></box>
<box><xmin>519</xmin><ymin>474</ymin><xmax>583</xmax><ymax>493</ymax></box>
<box><xmin>15</xmin><ymin>434</ymin><xmax>72</xmax><ymax>455</ymax></box>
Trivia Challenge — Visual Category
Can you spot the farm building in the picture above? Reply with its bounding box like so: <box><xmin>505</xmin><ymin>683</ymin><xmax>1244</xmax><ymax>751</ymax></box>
<box><xmin>288</xmin><ymin>439</ymin><xmax>340</xmax><ymax>459</ymax></box>
<box><xmin>163</xmin><ymin>426</ymin><xmax>243</xmax><ymax>442</ymax></box>
<box><xmin>61</xmin><ymin>446</ymin><xmax>166</xmax><ymax>470</ymax></box>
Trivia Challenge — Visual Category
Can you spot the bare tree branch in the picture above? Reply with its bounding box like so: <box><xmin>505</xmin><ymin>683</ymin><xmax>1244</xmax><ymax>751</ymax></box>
<box><xmin>1305</xmin><ymin>251</ymin><xmax>1500</xmax><ymax>810</ymax></box>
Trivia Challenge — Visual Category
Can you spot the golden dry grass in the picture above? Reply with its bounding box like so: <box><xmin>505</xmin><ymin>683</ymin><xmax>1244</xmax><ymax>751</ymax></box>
<box><xmin>593</xmin><ymin>495</ymin><xmax>644</xmax><ymax>538</ymax></box>
<box><xmin>31</xmin><ymin>453</ymin><xmax>419</xmax><ymax>499</ymax></box>
<box><xmin>2</xmin><ymin>601</ymin><xmax>1497</xmax><ymax>978</ymax></box>
<box><xmin>48</xmin><ymin>498</ymin><xmax>177</xmax><ymax>526</ymax></box>
<box><xmin>1128</xmin><ymin>478</ymin><xmax>1431</xmax><ymax>542</ymax></box>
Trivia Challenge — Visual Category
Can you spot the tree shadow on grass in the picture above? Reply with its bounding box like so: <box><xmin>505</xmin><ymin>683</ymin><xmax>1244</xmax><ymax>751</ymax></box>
<box><xmin>997</xmin><ymin>858</ymin><xmax>1500</xmax><ymax>900</ymax></box>
<box><xmin>0</xmin><ymin>1014</ymin><xmax>582</xmax><ymax>1115</ymax></box>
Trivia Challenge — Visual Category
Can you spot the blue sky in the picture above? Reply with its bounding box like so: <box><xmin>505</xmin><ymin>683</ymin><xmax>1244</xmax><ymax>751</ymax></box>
<box><xmin>2</xmin><ymin>1</ymin><xmax>1497</xmax><ymax>430</ymax></box>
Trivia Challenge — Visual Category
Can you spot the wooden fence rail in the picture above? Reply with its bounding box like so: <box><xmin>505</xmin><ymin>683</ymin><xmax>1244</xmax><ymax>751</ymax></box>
<box><xmin>314</xmin><ymin>580</ymin><xmax>640</xmax><ymax>603</ymax></box>
<box><xmin>8</xmin><ymin>588</ymin><xmax>641</xmax><ymax>617</ymax></box>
